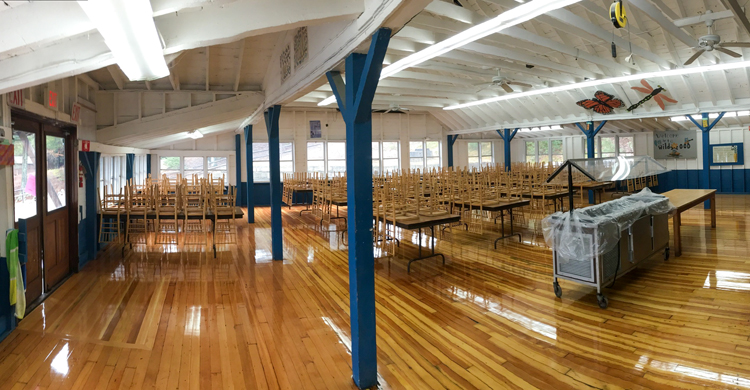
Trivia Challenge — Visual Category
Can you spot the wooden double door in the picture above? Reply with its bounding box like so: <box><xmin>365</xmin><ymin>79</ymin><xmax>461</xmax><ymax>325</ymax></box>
<box><xmin>12</xmin><ymin>114</ymin><xmax>77</xmax><ymax>305</ymax></box>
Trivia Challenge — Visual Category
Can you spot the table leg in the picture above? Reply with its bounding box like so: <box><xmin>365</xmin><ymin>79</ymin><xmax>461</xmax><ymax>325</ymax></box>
<box><xmin>674</xmin><ymin>212</ymin><xmax>682</xmax><ymax>257</ymax></box>
<box><xmin>710</xmin><ymin>195</ymin><xmax>716</xmax><ymax>228</ymax></box>
<box><xmin>500</xmin><ymin>209</ymin><xmax>505</xmax><ymax>234</ymax></box>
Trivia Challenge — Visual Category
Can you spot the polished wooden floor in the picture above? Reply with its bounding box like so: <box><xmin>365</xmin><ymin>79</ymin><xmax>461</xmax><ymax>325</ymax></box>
<box><xmin>1</xmin><ymin>195</ymin><xmax>750</xmax><ymax>389</ymax></box>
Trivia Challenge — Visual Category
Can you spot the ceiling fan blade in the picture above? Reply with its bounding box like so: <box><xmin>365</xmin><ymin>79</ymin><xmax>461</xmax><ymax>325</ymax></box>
<box><xmin>513</xmin><ymin>82</ymin><xmax>533</xmax><ymax>88</ymax></box>
<box><xmin>684</xmin><ymin>49</ymin><xmax>705</xmax><ymax>65</ymax></box>
<box><xmin>720</xmin><ymin>42</ymin><xmax>750</xmax><ymax>48</ymax></box>
<box><xmin>501</xmin><ymin>83</ymin><xmax>514</xmax><ymax>93</ymax></box>
<box><xmin>716</xmin><ymin>47</ymin><xmax>742</xmax><ymax>58</ymax></box>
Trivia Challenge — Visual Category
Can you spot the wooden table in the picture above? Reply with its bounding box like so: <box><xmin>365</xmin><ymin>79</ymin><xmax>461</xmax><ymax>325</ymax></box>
<box><xmin>576</xmin><ymin>181</ymin><xmax>613</xmax><ymax>204</ymax></box>
<box><xmin>453</xmin><ymin>199</ymin><xmax>530</xmax><ymax>248</ymax></box>
<box><xmin>376</xmin><ymin>213</ymin><xmax>461</xmax><ymax>272</ymax></box>
<box><xmin>662</xmin><ymin>189</ymin><xmax>717</xmax><ymax>257</ymax></box>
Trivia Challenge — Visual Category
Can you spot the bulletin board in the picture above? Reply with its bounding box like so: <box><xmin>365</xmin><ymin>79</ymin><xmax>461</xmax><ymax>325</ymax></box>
<box><xmin>710</xmin><ymin>143</ymin><xmax>744</xmax><ymax>166</ymax></box>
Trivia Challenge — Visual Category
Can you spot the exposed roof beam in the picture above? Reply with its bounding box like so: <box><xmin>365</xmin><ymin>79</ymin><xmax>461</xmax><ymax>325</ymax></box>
<box><xmin>157</xmin><ymin>0</ymin><xmax>363</xmax><ymax>54</ymax></box>
<box><xmin>97</xmin><ymin>92</ymin><xmax>264</xmax><ymax>145</ymax></box>
<box><xmin>546</xmin><ymin>8</ymin><xmax>674</xmax><ymax>69</ymax></box>
<box><xmin>462</xmin><ymin>42</ymin><xmax>599</xmax><ymax>79</ymax></box>
<box><xmin>151</xmin><ymin>0</ymin><xmax>239</xmax><ymax>17</ymax></box>
<box><xmin>722</xmin><ymin>0</ymin><xmax>750</xmax><ymax>37</ymax></box>
<box><xmin>0</xmin><ymin>32</ymin><xmax>115</xmax><ymax>95</ymax></box>
<box><xmin>205</xmin><ymin>46</ymin><xmax>210</xmax><ymax>91</ymax></box>
<box><xmin>628</xmin><ymin>0</ymin><xmax>708</xmax><ymax>59</ymax></box>
<box><xmin>233</xmin><ymin>39</ymin><xmax>245</xmax><ymax>92</ymax></box>
<box><xmin>107</xmin><ymin>65</ymin><xmax>125</xmax><ymax>90</ymax></box>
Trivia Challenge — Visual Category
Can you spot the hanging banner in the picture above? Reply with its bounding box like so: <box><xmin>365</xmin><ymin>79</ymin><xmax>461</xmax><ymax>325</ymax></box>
<box><xmin>309</xmin><ymin>120</ymin><xmax>322</xmax><ymax>139</ymax></box>
<box><xmin>653</xmin><ymin>130</ymin><xmax>697</xmax><ymax>159</ymax></box>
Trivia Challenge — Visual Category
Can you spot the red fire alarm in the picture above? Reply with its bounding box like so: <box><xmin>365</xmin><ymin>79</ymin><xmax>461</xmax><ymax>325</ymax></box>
<box><xmin>81</xmin><ymin>140</ymin><xmax>90</xmax><ymax>152</ymax></box>
<box><xmin>48</xmin><ymin>91</ymin><xmax>57</xmax><ymax>108</ymax></box>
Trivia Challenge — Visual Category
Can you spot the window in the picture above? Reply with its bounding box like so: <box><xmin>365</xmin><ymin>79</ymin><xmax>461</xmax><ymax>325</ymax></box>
<box><xmin>551</xmin><ymin>140</ymin><xmax>564</xmax><ymax>163</ymax></box>
<box><xmin>160</xmin><ymin>156</ymin><xmax>180</xmax><ymax>180</ymax></box>
<box><xmin>208</xmin><ymin>157</ymin><xmax>228</xmax><ymax>181</ymax></box>
<box><xmin>184</xmin><ymin>157</ymin><xmax>204</xmax><ymax>180</ymax></box>
<box><xmin>327</xmin><ymin>142</ymin><xmax>346</xmax><ymax>174</ymax></box>
<box><xmin>133</xmin><ymin>155</ymin><xmax>148</xmax><ymax>184</ymax></box>
<box><xmin>253</xmin><ymin>142</ymin><xmax>293</xmax><ymax>182</ymax></box>
<box><xmin>526</xmin><ymin>139</ymin><xmax>563</xmax><ymax>163</ymax></box>
<box><xmin>372</xmin><ymin>141</ymin><xmax>400</xmax><ymax>175</ymax></box>
<box><xmin>468</xmin><ymin>141</ymin><xmax>493</xmax><ymax>169</ymax></box>
<box><xmin>307</xmin><ymin>142</ymin><xmax>325</xmax><ymax>173</ymax></box>
<box><xmin>585</xmin><ymin>136</ymin><xmax>635</xmax><ymax>158</ymax></box>
<box><xmin>306</xmin><ymin>141</ymin><xmax>347</xmax><ymax>175</ymax></box>
<box><xmin>13</xmin><ymin>130</ymin><xmax>36</xmax><ymax>222</ymax></box>
<box><xmin>410</xmin><ymin>141</ymin><xmax>441</xmax><ymax>171</ymax></box>
<box><xmin>98</xmin><ymin>155</ymin><xmax>126</xmax><ymax>198</ymax></box>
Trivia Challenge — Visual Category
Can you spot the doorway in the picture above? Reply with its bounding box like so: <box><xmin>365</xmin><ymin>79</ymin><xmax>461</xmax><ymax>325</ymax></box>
<box><xmin>12</xmin><ymin>113</ymin><xmax>77</xmax><ymax>306</ymax></box>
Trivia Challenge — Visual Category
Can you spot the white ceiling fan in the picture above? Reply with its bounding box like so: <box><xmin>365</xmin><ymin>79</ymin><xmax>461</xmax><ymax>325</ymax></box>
<box><xmin>475</xmin><ymin>69</ymin><xmax>532</xmax><ymax>93</ymax></box>
<box><xmin>373</xmin><ymin>103</ymin><xmax>411</xmax><ymax>114</ymax></box>
<box><xmin>684</xmin><ymin>15</ymin><xmax>750</xmax><ymax>65</ymax></box>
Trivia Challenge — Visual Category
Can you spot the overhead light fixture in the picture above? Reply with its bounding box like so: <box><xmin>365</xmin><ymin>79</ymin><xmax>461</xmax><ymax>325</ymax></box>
<box><xmin>445</xmin><ymin>59</ymin><xmax>750</xmax><ymax>110</ymax></box>
<box><xmin>670</xmin><ymin>116</ymin><xmax>693</xmax><ymax>122</ymax></box>
<box><xmin>318</xmin><ymin>0</ymin><xmax>584</xmax><ymax>106</ymax></box>
<box><xmin>188</xmin><ymin>130</ymin><xmax>203</xmax><ymax>139</ymax></box>
<box><xmin>738</xmin><ymin>111</ymin><xmax>750</xmax><ymax>116</ymax></box>
<box><xmin>318</xmin><ymin>95</ymin><xmax>337</xmax><ymax>106</ymax></box>
<box><xmin>78</xmin><ymin>0</ymin><xmax>169</xmax><ymax>81</ymax></box>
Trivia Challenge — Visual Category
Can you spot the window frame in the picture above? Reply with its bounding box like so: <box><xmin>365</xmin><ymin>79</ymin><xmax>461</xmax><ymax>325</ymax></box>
<box><xmin>409</xmin><ymin>140</ymin><xmax>441</xmax><ymax>171</ymax></box>
<box><xmin>251</xmin><ymin>142</ymin><xmax>295</xmax><ymax>183</ymax></box>
<box><xmin>306</xmin><ymin>141</ymin><xmax>351</xmax><ymax>175</ymax></box>
<box><xmin>584</xmin><ymin>135</ymin><xmax>635</xmax><ymax>158</ymax></box>
<box><xmin>372</xmin><ymin>141</ymin><xmax>401</xmax><ymax>175</ymax></box>
<box><xmin>157</xmin><ymin>155</ymin><xmax>229</xmax><ymax>182</ymax></box>
<box><xmin>525</xmin><ymin>138</ymin><xmax>564</xmax><ymax>163</ymax></box>
<box><xmin>467</xmin><ymin>141</ymin><xmax>493</xmax><ymax>169</ymax></box>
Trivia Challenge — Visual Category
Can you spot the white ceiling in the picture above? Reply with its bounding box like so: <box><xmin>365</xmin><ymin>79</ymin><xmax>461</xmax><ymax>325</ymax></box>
<box><xmin>292</xmin><ymin>0</ymin><xmax>750</xmax><ymax>138</ymax></box>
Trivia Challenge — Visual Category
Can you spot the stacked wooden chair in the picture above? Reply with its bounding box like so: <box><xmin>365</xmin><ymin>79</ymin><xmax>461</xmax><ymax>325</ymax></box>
<box><xmin>98</xmin><ymin>186</ymin><xmax>125</xmax><ymax>248</ymax></box>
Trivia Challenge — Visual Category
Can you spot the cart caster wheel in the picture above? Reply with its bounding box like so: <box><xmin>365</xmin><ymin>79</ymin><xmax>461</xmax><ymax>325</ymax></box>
<box><xmin>553</xmin><ymin>282</ymin><xmax>562</xmax><ymax>298</ymax></box>
<box><xmin>597</xmin><ymin>294</ymin><xmax>609</xmax><ymax>309</ymax></box>
<box><xmin>664</xmin><ymin>247</ymin><xmax>670</xmax><ymax>261</ymax></box>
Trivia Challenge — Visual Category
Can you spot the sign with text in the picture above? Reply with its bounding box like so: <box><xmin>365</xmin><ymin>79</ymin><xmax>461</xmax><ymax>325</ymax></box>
<box><xmin>48</xmin><ymin>91</ymin><xmax>57</xmax><ymax>108</ymax></box>
<box><xmin>653</xmin><ymin>130</ymin><xmax>697</xmax><ymax>159</ymax></box>
<box><xmin>81</xmin><ymin>140</ymin><xmax>90</xmax><ymax>152</ymax></box>
<box><xmin>7</xmin><ymin>90</ymin><xmax>23</xmax><ymax>108</ymax></box>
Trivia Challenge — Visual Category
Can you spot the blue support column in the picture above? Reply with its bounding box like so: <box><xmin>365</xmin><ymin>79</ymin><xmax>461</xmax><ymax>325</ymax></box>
<box><xmin>125</xmin><ymin>153</ymin><xmax>134</xmax><ymax>182</ymax></box>
<box><xmin>80</xmin><ymin>151</ymin><xmax>101</xmax><ymax>268</ymax></box>
<box><xmin>575</xmin><ymin>121</ymin><xmax>607</xmax><ymax>204</ymax></box>
<box><xmin>244</xmin><ymin>125</ymin><xmax>255</xmax><ymax>223</ymax></box>
<box><xmin>264</xmin><ymin>105</ymin><xmax>283</xmax><ymax>260</ymax></box>
<box><xmin>496</xmin><ymin>128</ymin><xmax>519</xmax><ymax>171</ymax></box>
<box><xmin>235</xmin><ymin>134</ymin><xmax>242</xmax><ymax>206</ymax></box>
<box><xmin>687</xmin><ymin>112</ymin><xmax>725</xmax><ymax>208</ymax></box>
<box><xmin>326</xmin><ymin>27</ymin><xmax>391</xmax><ymax>390</ymax></box>
<box><xmin>146</xmin><ymin>154</ymin><xmax>152</xmax><ymax>177</ymax></box>
<box><xmin>447</xmin><ymin>134</ymin><xmax>459</xmax><ymax>167</ymax></box>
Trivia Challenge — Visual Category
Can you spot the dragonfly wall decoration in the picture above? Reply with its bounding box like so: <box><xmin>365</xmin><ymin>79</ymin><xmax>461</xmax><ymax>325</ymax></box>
<box><xmin>627</xmin><ymin>80</ymin><xmax>678</xmax><ymax>112</ymax></box>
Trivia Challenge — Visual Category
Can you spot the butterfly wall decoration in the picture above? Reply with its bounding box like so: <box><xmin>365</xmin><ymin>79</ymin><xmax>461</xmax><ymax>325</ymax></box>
<box><xmin>627</xmin><ymin>80</ymin><xmax>678</xmax><ymax>112</ymax></box>
<box><xmin>576</xmin><ymin>91</ymin><xmax>625</xmax><ymax>115</ymax></box>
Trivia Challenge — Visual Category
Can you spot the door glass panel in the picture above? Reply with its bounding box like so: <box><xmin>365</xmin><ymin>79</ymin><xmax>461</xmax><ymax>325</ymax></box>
<box><xmin>46</xmin><ymin>135</ymin><xmax>66</xmax><ymax>212</ymax></box>
<box><xmin>13</xmin><ymin>131</ymin><xmax>37</xmax><ymax>221</ymax></box>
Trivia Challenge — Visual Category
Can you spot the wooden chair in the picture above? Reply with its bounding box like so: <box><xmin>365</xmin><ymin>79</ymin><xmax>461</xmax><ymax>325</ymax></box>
<box><xmin>155</xmin><ymin>183</ymin><xmax>180</xmax><ymax>246</ymax></box>
<box><xmin>99</xmin><ymin>186</ymin><xmax>125</xmax><ymax>249</ymax></box>
<box><xmin>182</xmin><ymin>181</ymin><xmax>209</xmax><ymax>248</ymax></box>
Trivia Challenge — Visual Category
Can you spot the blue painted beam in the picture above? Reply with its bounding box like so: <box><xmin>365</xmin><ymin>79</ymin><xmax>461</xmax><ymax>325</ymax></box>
<box><xmin>687</xmin><ymin>112</ymin><xmax>725</xmax><ymax>208</ymax></box>
<box><xmin>497</xmin><ymin>129</ymin><xmax>519</xmax><ymax>171</ymax></box>
<box><xmin>244</xmin><ymin>125</ymin><xmax>255</xmax><ymax>223</ymax></box>
<box><xmin>235</xmin><ymin>134</ymin><xmax>242</xmax><ymax>208</ymax></box>
<box><xmin>264</xmin><ymin>105</ymin><xmax>283</xmax><ymax>260</ymax></box>
<box><xmin>327</xmin><ymin>27</ymin><xmax>391</xmax><ymax>390</ymax></box>
<box><xmin>576</xmin><ymin>121</ymin><xmax>606</xmax><ymax>204</ymax></box>
<box><xmin>125</xmin><ymin>153</ymin><xmax>134</xmax><ymax>182</ymax></box>
<box><xmin>446</xmin><ymin>134</ymin><xmax>459</xmax><ymax>167</ymax></box>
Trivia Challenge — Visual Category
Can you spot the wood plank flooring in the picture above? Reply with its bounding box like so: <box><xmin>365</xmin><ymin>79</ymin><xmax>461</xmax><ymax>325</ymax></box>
<box><xmin>1</xmin><ymin>194</ymin><xmax>750</xmax><ymax>389</ymax></box>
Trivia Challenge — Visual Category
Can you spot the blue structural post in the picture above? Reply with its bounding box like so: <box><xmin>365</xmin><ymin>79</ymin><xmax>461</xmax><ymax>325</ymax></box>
<box><xmin>146</xmin><ymin>154</ymin><xmax>152</xmax><ymax>177</ymax></box>
<box><xmin>125</xmin><ymin>153</ymin><xmax>134</xmax><ymax>182</ymax></box>
<box><xmin>326</xmin><ymin>27</ymin><xmax>391</xmax><ymax>390</ymax></box>
<box><xmin>575</xmin><ymin>121</ymin><xmax>607</xmax><ymax>204</ymax></box>
<box><xmin>244</xmin><ymin>125</ymin><xmax>255</xmax><ymax>223</ymax></box>
<box><xmin>496</xmin><ymin>128</ymin><xmax>519</xmax><ymax>171</ymax></box>
<box><xmin>265</xmin><ymin>105</ymin><xmax>283</xmax><ymax>260</ymax></box>
<box><xmin>688</xmin><ymin>112</ymin><xmax>725</xmax><ymax>208</ymax></box>
<box><xmin>447</xmin><ymin>135</ymin><xmax>459</xmax><ymax>167</ymax></box>
<box><xmin>235</xmin><ymin>134</ymin><xmax>242</xmax><ymax>206</ymax></box>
